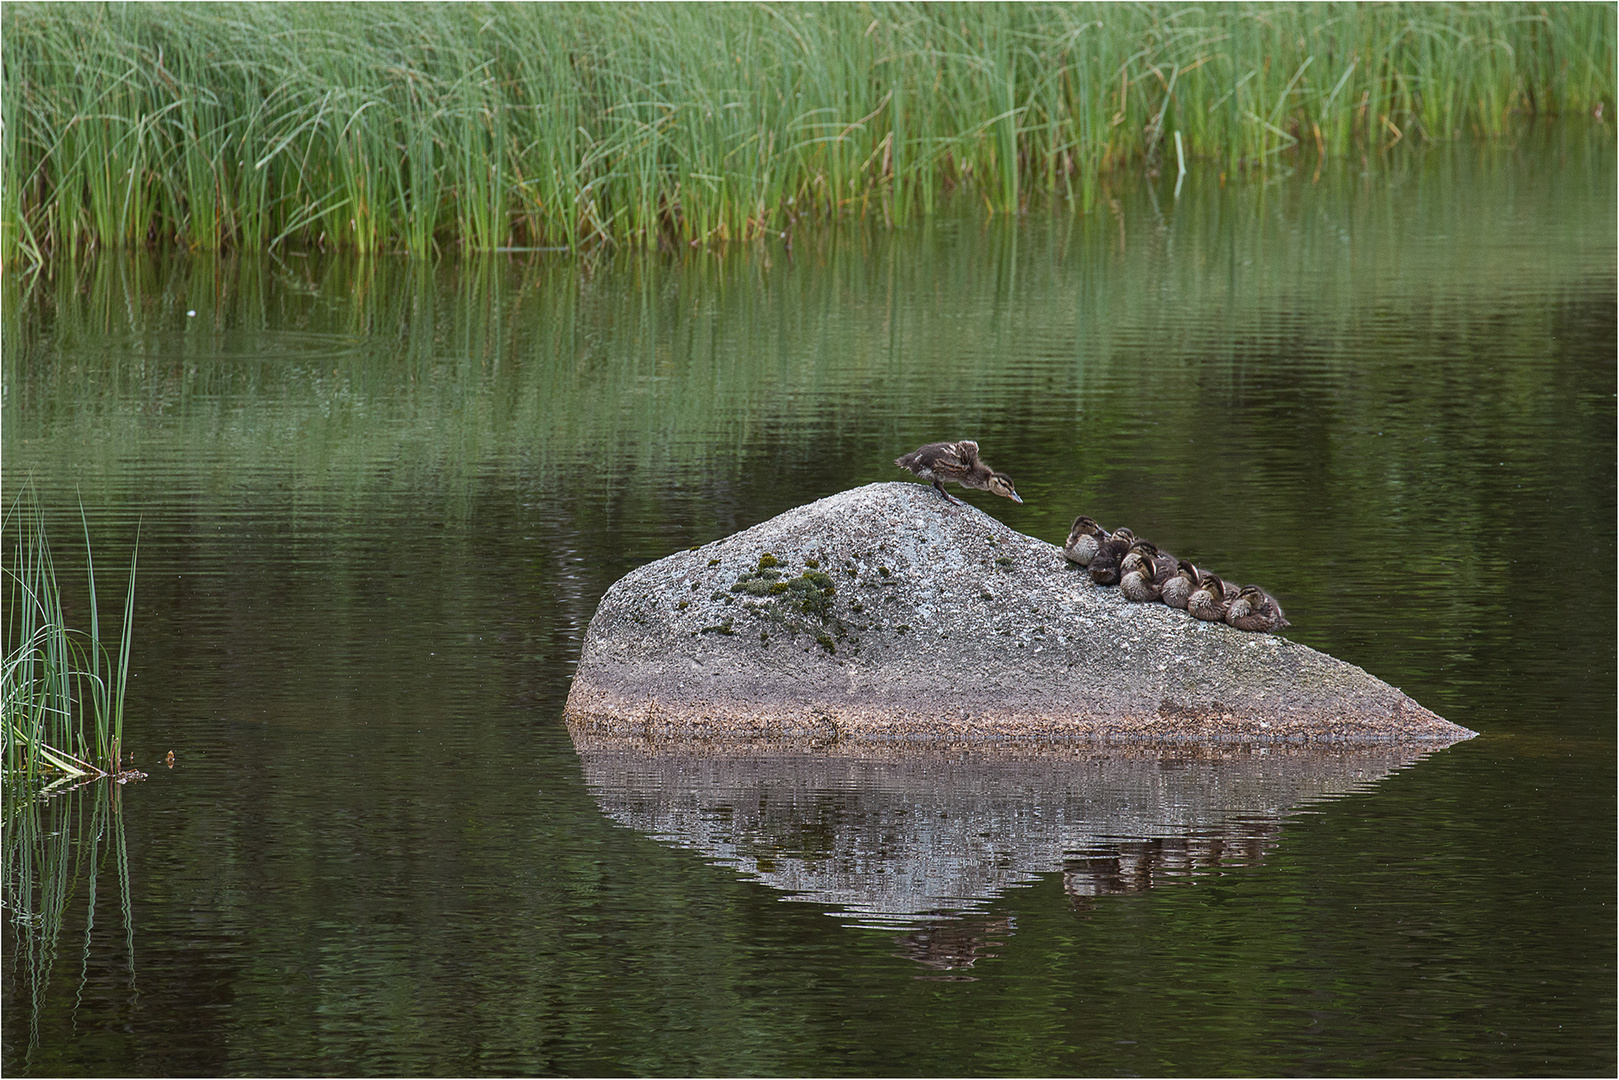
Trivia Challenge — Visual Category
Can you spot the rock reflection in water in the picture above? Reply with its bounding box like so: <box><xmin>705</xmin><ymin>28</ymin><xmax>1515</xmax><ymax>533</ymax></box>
<box><xmin>570</xmin><ymin>731</ymin><xmax>1458</xmax><ymax>934</ymax></box>
<box><xmin>1064</xmin><ymin>828</ymin><xmax>1275</xmax><ymax>910</ymax></box>
<box><xmin>893</xmin><ymin>915</ymin><xmax>1014</xmax><ymax>980</ymax></box>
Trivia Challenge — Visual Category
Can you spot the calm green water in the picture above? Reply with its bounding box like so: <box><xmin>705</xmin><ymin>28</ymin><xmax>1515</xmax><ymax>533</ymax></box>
<box><xmin>4</xmin><ymin>126</ymin><xmax>1614</xmax><ymax>1076</ymax></box>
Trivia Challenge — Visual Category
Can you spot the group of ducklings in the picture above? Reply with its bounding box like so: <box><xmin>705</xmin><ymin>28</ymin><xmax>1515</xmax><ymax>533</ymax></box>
<box><xmin>1063</xmin><ymin>516</ymin><xmax>1290</xmax><ymax>633</ymax></box>
<box><xmin>892</xmin><ymin>440</ymin><xmax>1288</xmax><ymax>634</ymax></box>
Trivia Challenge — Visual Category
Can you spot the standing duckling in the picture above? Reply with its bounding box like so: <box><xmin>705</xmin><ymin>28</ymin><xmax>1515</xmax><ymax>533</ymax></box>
<box><xmin>1063</xmin><ymin>515</ymin><xmax>1109</xmax><ymax>566</ymax></box>
<box><xmin>1188</xmin><ymin>572</ymin><xmax>1233</xmax><ymax>622</ymax></box>
<box><xmin>894</xmin><ymin>440</ymin><xmax>1023</xmax><ymax>507</ymax></box>
<box><xmin>1160</xmin><ymin>560</ymin><xmax>1201</xmax><ymax>610</ymax></box>
<box><xmin>1087</xmin><ymin>527</ymin><xmax>1136</xmax><ymax>586</ymax></box>
<box><xmin>1226</xmin><ymin>585</ymin><xmax>1290</xmax><ymax>632</ymax></box>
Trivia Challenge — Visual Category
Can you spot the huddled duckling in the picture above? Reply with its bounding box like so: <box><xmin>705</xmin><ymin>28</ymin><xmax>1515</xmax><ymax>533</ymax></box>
<box><xmin>1121</xmin><ymin>539</ymin><xmax>1177</xmax><ymax>579</ymax></box>
<box><xmin>1087</xmin><ymin>526</ymin><xmax>1135</xmax><ymax>586</ymax></box>
<box><xmin>1160</xmin><ymin>560</ymin><xmax>1201</xmax><ymax>610</ymax></box>
<box><xmin>1062</xmin><ymin>515</ymin><xmax>1108</xmax><ymax>566</ymax></box>
<box><xmin>895</xmin><ymin>440</ymin><xmax>1022</xmax><ymax>506</ymax></box>
<box><xmin>1188</xmin><ymin>572</ymin><xmax>1235</xmax><ymax>622</ymax></box>
<box><xmin>1120</xmin><ymin>541</ymin><xmax>1176</xmax><ymax>603</ymax></box>
<box><xmin>1119</xmin><ymin>562</ymin><xmax>1163</xmax><ymax>602</ymax></box>
<box><xmin>1118</xmin><ymin>540</ymin><xmax>1149</xmax><ymax>577</ymax></box>
<box><xmin>1226</xmin><ymin>585</ymin><xmax>1290</xmax><ymax>633</ymax></box>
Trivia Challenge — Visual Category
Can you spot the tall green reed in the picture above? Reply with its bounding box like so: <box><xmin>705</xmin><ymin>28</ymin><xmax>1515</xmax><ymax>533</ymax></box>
<box><xmin>2</xmin><ymin>490</ymin><xmax>139</xmax><ymax>783</ymax></box>
<box><xmin>3</xmin><ymin>3</ymin><xmax>1613</xmax><ymax>263</ymax></box>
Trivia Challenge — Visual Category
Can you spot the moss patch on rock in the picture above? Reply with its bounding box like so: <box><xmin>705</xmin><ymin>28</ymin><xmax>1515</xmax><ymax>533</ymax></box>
<box><xmin>710</xmin><ymin>553</ymin><xmax>856</xmax><ymax>654</ymax></box>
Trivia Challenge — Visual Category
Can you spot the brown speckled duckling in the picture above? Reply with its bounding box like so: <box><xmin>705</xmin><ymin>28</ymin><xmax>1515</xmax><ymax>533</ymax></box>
<box><xmin>1120</xmin><ymin>541</ymin><xmax>1176</xmax><ymax>602</ymax></box>
<box><xmin>1063</xmin><ymin>515</ymin><xmax>1109</xmax><ymax>566</ymax></box>
<box><xmin>1225</xmin><ymin>585</ymin><xmax>1290</xmax><ymax>632</ymax></box>
<box><xmin>1087</xmin><ymin>527</ymin><xmax>1135</xmax><ymax>586</ymax></box>
<box><xmin>895</xmin><ymin>440</ymin><xmax>1022</xmax><ymax>507</ymax></box>
<box><xmin>1159</xmin><ymin>560</ymin><xmax>1201</xmax><ymax>610</ymax></box>
<box><xmin>1120</xmin><ymin>562</ymin><xmax>1162</xmax><ymax>602</ymax></box>
<box><xmin>1118</xmin><ymin>541</ymin><xmax>1149</xmax><ymax>577</ymax></box>
<box><xmin>1188</xmin><ymin>572</ymin><xmax>1234</xmax><ymax>622</ymax></box>
<box><xmin>1120</xmin><ymin>539</ymin><xmax>1177</xmax><ymax>578</ymax></box>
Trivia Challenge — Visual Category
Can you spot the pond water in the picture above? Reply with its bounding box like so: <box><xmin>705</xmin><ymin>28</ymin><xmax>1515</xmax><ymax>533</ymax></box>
<box><xmin>4</xmin><ymin>125</ymin><xmax>1614</xmax><ymax>1076</ymax></box>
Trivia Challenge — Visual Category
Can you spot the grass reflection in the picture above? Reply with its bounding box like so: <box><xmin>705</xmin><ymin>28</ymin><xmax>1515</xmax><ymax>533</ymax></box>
<box><xmin>1</xmin><ymin>781</ymin><xmax>138</xmax><ymax>1069</ymax></box>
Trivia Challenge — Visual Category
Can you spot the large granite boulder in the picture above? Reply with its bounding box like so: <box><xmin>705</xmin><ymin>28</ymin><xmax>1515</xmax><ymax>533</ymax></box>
<box><xmin>563</xmin><ymin>483</ymin><xmax>1475</xmax><ymax>746</ymax></box>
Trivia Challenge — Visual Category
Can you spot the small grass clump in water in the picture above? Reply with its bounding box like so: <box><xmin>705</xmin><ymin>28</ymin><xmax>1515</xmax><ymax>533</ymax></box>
<box><xmin>3</xmin><ymin>3</ymin><xmax>1612</xmax><ymax>263</ymax></box>
<box><xmin>2</xmin><ymin>491</ymin><xmax>141</xmax><ymax>787</ymax></box>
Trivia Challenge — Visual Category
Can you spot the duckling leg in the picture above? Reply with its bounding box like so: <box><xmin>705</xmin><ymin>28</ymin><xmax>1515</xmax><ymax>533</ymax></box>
<box><xmin>931</xmin><ymin>479</ymin><xmax>964</xmax><ymax>506</ymax></box>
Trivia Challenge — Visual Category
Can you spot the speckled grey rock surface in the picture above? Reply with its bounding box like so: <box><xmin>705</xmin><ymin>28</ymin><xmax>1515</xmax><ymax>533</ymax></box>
<box><xmin>564</xmin><ymin>483</ymin><xmax>1476</xmax><ymax>745</ymax></box>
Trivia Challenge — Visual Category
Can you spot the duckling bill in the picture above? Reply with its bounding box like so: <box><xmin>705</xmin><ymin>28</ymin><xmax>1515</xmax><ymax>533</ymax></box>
<box><xmin>894</xmin><ymin>440</ymin><xmax>1022</xmax><ymax>506</ymax></box>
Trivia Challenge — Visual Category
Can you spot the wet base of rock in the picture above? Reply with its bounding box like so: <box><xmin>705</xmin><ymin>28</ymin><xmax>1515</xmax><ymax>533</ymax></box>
<box><xmin>563</xmin><ymin>675</ymin><xmax>1475</xmax><ymax>747</ymax></box>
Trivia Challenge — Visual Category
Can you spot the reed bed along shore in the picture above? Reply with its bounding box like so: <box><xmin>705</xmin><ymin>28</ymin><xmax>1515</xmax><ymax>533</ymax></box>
<box><xmin>3</xmin><ymin>3</ymin><xmax>1613</xmax><ymax>263</ymax></box>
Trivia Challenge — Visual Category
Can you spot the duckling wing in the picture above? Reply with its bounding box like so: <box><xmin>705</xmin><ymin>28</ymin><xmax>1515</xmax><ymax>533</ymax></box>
<box><xmin>951</xmin><ymin>440</ymin><xmax>980</xmax><ymax>466</ymax></box>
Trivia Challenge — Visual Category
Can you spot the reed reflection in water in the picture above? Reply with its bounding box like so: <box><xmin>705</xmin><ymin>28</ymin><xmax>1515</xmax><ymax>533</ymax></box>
<box><xmin>3</xmin><ymin>783</ymin><xmax>138</xmax><ymax>1063</ymax></box>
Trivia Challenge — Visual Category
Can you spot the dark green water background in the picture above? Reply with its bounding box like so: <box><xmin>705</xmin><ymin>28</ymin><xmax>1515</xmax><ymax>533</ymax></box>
<box><xmin>4</xmin><ymin>126</ymin><xmax>1614</xmax><ymax>1075</ymax></box>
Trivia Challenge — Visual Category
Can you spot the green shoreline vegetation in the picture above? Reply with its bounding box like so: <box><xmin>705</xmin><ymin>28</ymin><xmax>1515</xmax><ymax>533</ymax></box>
<box><xmin>2</xmin><ymin>2</ymin><xmax>1612</xmax><ymax>264</ymax></box>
